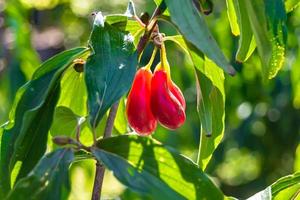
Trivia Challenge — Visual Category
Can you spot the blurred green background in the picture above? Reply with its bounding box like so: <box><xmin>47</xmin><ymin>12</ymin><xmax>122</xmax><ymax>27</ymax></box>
<box><xmin>0</xmin><ymin>0</ymin><xmax>300</xmax><ymax>199</ymax></box>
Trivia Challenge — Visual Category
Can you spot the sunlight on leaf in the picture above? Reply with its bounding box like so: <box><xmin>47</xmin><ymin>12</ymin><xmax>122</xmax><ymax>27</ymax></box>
<box><xmin>94</xmin><ymin>134</ymin><xmax>224</xmax><ymax>199</ymax></box>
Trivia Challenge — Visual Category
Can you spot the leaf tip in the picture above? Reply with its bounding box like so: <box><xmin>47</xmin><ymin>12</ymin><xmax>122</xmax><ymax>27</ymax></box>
<box><xmin>94</xmin><ymin>12</ymin><xmax>105</xmax><ymax>27</ymax></box>
<box><xmin>228</xmin><ymin>66</ymin><xmax>236</xmax><ymax>76</ymax></box>
<box><xmin>125</xmin><ymin>0</ymin><xmax>136</xmax><ymax>17</ymax></box>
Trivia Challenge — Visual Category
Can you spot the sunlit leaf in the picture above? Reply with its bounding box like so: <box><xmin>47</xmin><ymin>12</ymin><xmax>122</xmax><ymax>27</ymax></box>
<box><xmin>291</xmin><ymin>45</ymin><xmax>300</xmax><ymax>109</ymax></box>
<box><xmin>234</xmin><ymin>0</ymin><xmax>256</xmax><ymax>62</ymax></box>
<box><xmin>244</xmin><ymin>0</ymin><xmax>287</xmax><ymax>79</ymax></box>
<box><xmin>247</xmin><ymin>172</ymin><xmax>300</xmax><ymax>200</ymax></box>
<box><xmin>105</xmin><ymin>14</ymin><xmax>142</xmax><ymax>36</ymax></box>
<box><xmin>164</xmin><ymin>36</ymin><xmax>225</xmax><ymax>170</ymax></box>
<box><xmin>50</xmin><ymin>106</ymin><xmax>107</xmax><ymax>147</ymax></box>
<box><xmin>0</xmin><ymin>47</ymin><xmax>88</xmax><ymax>198</ymax></box>
<box><xmin>163</xmin><ymin>0</ymin><xmax>236</xmax><ymax>75</ymax></box>
<box><xmin>85</xmin><ymin>13</ymin><xmax>137</xmax><ymax>128</ymax></box>
<box><xmin>153</xmin><ymin>0</ymin><xmax>170</xmax><ymax>16</ymax></box>
<box><xmin>57</xmin><ymin>65</ymin><xmax>88</xmax><ymax>116</ymax></box>
<box><xmin>285</xmin><ymin>0</ymin><xmax>300</xmax><ymax>12</ymax></box>
<box><xmin>114</xmin><ymin>97</ymin><xmax>128</xmax><ymax>134</ymax></box>
<box><xmin>226</xmin><ymin>0</ymin><xmax>240</xmax><ymax>36</ymax></box>
<box><xmin>7</xmin><ymin>148</ymin><xmax>74</xmax><ymax>200</ymax></box>
<box><xmin>93</xmin><ymin>134</ymin><xmax>224</xmax><ymax>199</ymax></box>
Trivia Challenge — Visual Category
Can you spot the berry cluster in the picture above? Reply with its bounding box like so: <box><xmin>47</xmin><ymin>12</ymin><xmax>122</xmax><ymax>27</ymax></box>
<box><xmin>126</xmin><ymin>44</ymin><xmax>186</xmax><ymax>135</ymax></box>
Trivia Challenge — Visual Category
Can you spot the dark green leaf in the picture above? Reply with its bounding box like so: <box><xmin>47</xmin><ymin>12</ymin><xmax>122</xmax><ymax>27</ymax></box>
<box><xmin>0</xmin><ymin>48</ymin><xmax>88</xmax><ymax>198</ymax></box>
<box><xmin>244</xmin><ymin>0</ymin><xmax>287</xmax><ymax>79</ymax></box>
<box><xmin>248</xmin><ymin>172</ymin><xmax>300</xmax><ymax>199</ymax></box>
<box><xmin>85</xmin><ymin>13</ymin><xmax>137</xmax><ymax>128</ymax></box>
<box><xmin>7</xmin><ymin>148</ymin><xmax>74</xmax><ymax>200</ymax></box>
<box><xmin>164</xmin><ymin>0</ymin><xmax>236</xmax><ymax>75</ymax></box>
<box><xmin>94</xmin><ymin>134</ymin><xmax>224</xmax><ymax>200</ymax></box>
<box><xmin>234</xmin><ymin>0</ymin><xmax>256</xmax><ymax>62</ymax></box>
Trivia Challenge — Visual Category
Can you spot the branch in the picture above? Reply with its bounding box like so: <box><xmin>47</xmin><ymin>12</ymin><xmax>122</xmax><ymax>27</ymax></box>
<box><xmin>91</xmin><ymin>162</ymin><xmax>105</xmax><ymax>200</ymax></box>
<box><xmin>91</xmin><ymin>101</ymin><xmax>120</xmax><ymax>200</ymax></box>
<box><xmin>137</xmin><ymin>2</ymin><xmax>166</xmax><ymax>56</ymax></box>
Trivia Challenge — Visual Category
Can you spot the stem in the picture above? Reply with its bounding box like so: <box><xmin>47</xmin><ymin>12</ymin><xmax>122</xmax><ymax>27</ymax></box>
<box><xmin>144</xmin><ymin>47</ymin><xmax>157</xmax><ymax>70</ymax></box>
<box><xmin>133</xmin><ymin>15</ymin><xmax>146</xmax><ymax>28</ymax></box>
<box><xmin>91</xmin><ymin>101</ymin><xmax>120</xmax><ymax>200</ymax></box>
<box><xmin>103</xmin><ymin>101</ymin><xmax>119</xmax><ymax>138</ymax></box>
<box><xmin>91</xmin><ymin>162</ymin><xmax>105</xmax><ymax>200</ymax></box>
<box><xmin>137</xmin><ymin>3</ymin><xmax>164</xmax><ymax>57</ymax></box>
<box><xmin>196</xmin><ymin>127</ymin><xmax>203</xmax><ymax>168</ymax></box>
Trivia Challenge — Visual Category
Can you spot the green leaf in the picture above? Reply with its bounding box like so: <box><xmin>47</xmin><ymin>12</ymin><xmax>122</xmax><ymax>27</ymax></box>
<box><xmin>50</xmin><ymin>107</ymin><xmax>85</xmax><ymax>138</ymax></box>
<box><xmin>153</xmin><ymin>0</ymin><xmax>170</xmax><ymax>16</ymax></box>
<box><xmin>57</xmin><ymin>65</ymin><xmax>88</xmax><ymax>116</ymax></box>
<box><xmin>114</xmin><ymin>97</ymin><xmax>128</xmax><ymax>134</ymax></box>
<box><xmin>247</xmin><ymin>172</ymin><xmax>300</xmax><ymax>200</ymax></box>
<box><xmin>234</xmin><ymin>0</ymin><xmax>256</xmax><ymax>62</ymax></box>
<box><xmin>7</xmin><ymin>148</ymin><xmax>74</xmax><ymax>200</ymax></box>
<box><xmin>105</xmin><ymin>14</ymin><xmax>142</xmax><ymax>36</ymax></box>
<box><xmin>226</xmin><ymin>0</ymin><xmax>240</xmax><ymax>36</ymax></box>
<box><xmin>85</xmin><ymin>13</ymin><xmax>138</xmax><ymax>128</ymax></box>
<box><xmin>0</xmin><ymin>47</ymin><xmax>88</xmax><ymax>198</ymax></box>
<box><xmin>194</xmin><ymin>56</ymin><xmax>225</xmax><ymax>170</ymax></box>
<box><xmin>5</xmin><ymin>0</ymin><xmax>40</xmax><ymax>79</ymax></box>
<box><xmin>94</xmin><ymin>134</ymin><xmax>224</xmax><ymax>200</ymax></box>
<box><xmin>50</xmin><ymin>106</ymin><xmax>106</xmax><ymax>147</ymax></box>
<box><xmin>285</xmin><ymin>0</ymin><xmax>300</xmax><ymax>12</ymax></box>
<box><xmin>291</xmin><ymin>40</ymin><xmax>300</xmax><ymax>109</ymax></box>
<box><xmin>244</xmin><ymin>0</ymin><xmax>287</xmax><ymax>79</ymax></box>
<box><xmin>164</xmin><ymin>36</ymin><xmax>225</xmax><ymax>170</ymax></box>
<box><xmin>164</xmin><ymin>0</ymin><xmax>236</xmax><ymax>75</ymax></box>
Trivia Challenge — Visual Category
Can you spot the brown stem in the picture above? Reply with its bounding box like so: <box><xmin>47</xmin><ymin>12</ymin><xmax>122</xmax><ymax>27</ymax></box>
<box><xmin>91</xmin><ymin>162</ymin><xmax>105</xmax><ymax>200</ymax></box>
<box><xmin>91</xmin><ymin>101</ymin><xmax>120</xmax><ymax>200</ymax></box>
<box><xmin>136</xmin><ymin>3</ymin><xmax>165</xmax><ymax>57</ymax></box>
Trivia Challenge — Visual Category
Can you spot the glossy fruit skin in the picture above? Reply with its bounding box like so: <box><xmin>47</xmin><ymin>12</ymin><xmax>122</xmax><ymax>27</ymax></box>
<box><xmin>126</xmin><ymin>68</ymin><xmax>157</xmax><ymax>135</ymax></box>
<box><xmin>151</xmin><ymin>69</ymin><xmax>186</xmax><ymax>129</ymax></box>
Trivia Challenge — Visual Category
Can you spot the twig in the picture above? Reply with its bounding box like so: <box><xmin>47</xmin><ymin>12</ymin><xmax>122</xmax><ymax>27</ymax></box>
<box><xmin>136</xmin><ymin>2</ymin><xmax>166</xmax><ymax>56</ymax></box>
<box><xmin>103</xmin><ymin>101</ymin><xmax>119</xmax><ymax>138</ymax></box>
<box><xmin>91</xmin><ymin>101</ymin><xmax>120</xmax><ymax>200</ymax></box>
<box><xmin>91</xmin><ymin>162</ymin><xmax>105</xmax><ymax>200</ymax></box>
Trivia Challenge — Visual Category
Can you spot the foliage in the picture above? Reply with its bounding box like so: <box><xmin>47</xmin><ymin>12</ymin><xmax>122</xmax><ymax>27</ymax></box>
<box><xmin>0</xmin><ymin>0</ymin><xmax>300</xmax><ymax>199</ymax></box>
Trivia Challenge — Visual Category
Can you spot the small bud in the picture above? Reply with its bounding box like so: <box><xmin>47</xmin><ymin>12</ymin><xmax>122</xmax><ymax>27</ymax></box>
<box><xmin>73</xmin><ymin>58</ymin><xmax>85</xmax><ymax>73</ymax></box>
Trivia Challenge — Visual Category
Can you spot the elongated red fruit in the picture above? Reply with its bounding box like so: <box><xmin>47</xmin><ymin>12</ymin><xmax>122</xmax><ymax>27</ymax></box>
<box><xmin>151</xmin><ymin>68</ymin><xmax>186</xmax><ymax>129</ymax></box>
<box><xmin>126</xmin><ymin>68</ymin><xmax>157</xmax><ymax>135</ymax></box>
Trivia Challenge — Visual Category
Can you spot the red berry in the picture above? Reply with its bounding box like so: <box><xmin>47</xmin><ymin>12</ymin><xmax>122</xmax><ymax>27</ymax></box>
<box><xmin>126</xmin><ymin>68</ymin><xmax>157</xmax><ymax>135</ymax></box>
<box><xmin>150</xmin><ymin>69</ymin><xmax>186</xmax><ymax>130</ymax></box>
